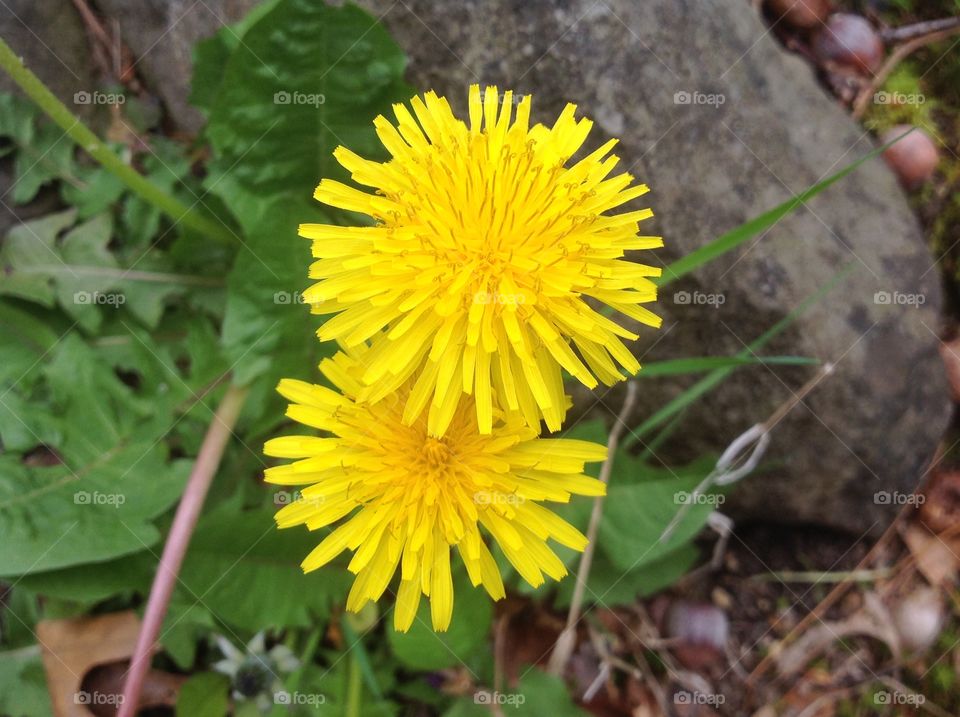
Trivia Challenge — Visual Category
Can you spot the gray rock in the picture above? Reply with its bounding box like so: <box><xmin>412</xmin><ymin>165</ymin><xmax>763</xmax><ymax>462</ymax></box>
<box><xmin>353</xmin><ymin>0</ymin><xmax>949</xmax><ymax>534</ymax></box>
<box><xmin>93</xmin><ymin>0</ymin><xmax>260</xmax><ymax>134</ymax></box>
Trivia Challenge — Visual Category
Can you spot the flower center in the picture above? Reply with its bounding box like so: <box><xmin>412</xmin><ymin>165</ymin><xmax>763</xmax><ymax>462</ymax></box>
<box><xmin>421</xmin><ymin>437</ymin><xmax>453</xmax><ymax>470</ymax></box>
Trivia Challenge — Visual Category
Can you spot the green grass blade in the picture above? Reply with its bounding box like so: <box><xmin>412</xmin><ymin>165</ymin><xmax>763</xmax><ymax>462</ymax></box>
<box><xmin>638</xmin><ymin>355</ymin><xmax>818</xmax><ymax>377</ymax></box>
<box><xmin>657</xmin><ymin>130</ymin><xmax>912</xmax><ymax>287</ymax></box>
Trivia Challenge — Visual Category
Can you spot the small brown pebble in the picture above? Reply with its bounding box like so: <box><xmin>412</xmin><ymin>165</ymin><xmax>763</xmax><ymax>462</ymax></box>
<box><xmin>880</xmin><ymin>125</ymin><xmax>939</xmax><ymax>190</ymax></box>
<box><xmin>812</xmin><ymin>13</ymin><xmax>884</xmax><ymax>74</ymax></box>
<box><xmin>766</xmin><ymin>0</ymin><xmax>831</xmax><ymax>30</ymax></box>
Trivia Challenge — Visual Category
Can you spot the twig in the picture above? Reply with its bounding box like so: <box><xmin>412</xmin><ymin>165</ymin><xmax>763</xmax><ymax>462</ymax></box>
<box><xmin>879</xmin><ymin>17</ymin><xmax>960</xmax><ymax>44</ymax></box>
<box><xmin>118</xmin><ymin>384</ymin><xmax>248</xmax><ymax>717</ymax></box>
<box><xmin>749</xmin><ymin>568</ymin><xmax>894</xmax><ymax>584</ymax></box>
<box><xmin>546</xmin><ymin>381</ymin><xmax>639</xmax><ymax>676</ymax></box>
<box><xmin>852</xmin><ymin>23</ymin><xmax>960</xmax><ymax>119</ymax></box>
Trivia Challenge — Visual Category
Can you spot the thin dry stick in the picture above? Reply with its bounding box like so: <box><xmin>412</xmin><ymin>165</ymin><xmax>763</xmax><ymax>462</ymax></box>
<box><xmin>852</xmin><ymin>23</ymin><xmax>960</xmax><ymax>119</ymax></box>
<box><xmin>547</xmin><ymin>381</ymin><xmax>639</xmax><ymax>676</ymax></box>
<box><xmin>880</xmin><ymin>17</ymin><xmax>960</xmax><ymax>44</ymax></box>
<box><xmin>118</xmin><ymin>384</ymin><xmax>248</xmax><ymax>717</ymax></box>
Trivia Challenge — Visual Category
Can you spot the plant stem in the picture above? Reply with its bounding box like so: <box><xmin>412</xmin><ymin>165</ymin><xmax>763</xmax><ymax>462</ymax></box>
<box><xmin>547</xmin><ymin>381</ymin><xmax>639</xmax><ymax>677</ymax></box>
<box><xmin>0</xmin><ymin>37</ymin><xmax>235</xmax><ymax>244</ymax></box>
<box><xmin>344</xmin><ymin>652</ymin><xmax>363</xmax><ymax>717</ymax></box>
<box><xmin>118</xmin><ymin>384</ymin><xmax>248</xmax><ymax>717</ymax></box>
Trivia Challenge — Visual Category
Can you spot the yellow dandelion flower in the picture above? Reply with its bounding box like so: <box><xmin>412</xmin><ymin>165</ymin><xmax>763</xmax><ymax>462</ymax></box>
<box><xmin>263</xmin><ymin>349</ymin><xmax>607</xmax><ymax>632</ymax></box>
<box><xmin>301</xmin><ymin>85</ymin><xmax>662</xmax><ymax>437</ymax></box>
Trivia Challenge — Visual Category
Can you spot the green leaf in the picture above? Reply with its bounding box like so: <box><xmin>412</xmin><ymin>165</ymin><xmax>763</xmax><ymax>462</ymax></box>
<box><xmin>600</xmin><ymin>457</ymin><xmax>718</xmax><ymax>571</ymax></box>
<box><xmin>15</xmin><ymin>553</ymin><xmax>151</xmax><ymax>603</ymax></box>
<box><xmin>172</xmin><ymin>508</ymin><xmax>352</xmax><ymax>631</ymax></box>
<box><xmin>454</xmin><ymin>670</ymin><xmax>587</xmax><ymax>717</ymax></box>
<box><xmin>162</xmin><ymin>601</ymin><xmax>217</xmax><ymax>670</ymax></box>
<box><xmin>203</xmin><ymin>0</ymin><xmax>410</xmax><ymax>197</ymax></box>
<box><xmin>189</xmin><ymin>0</ymin><xmax>283</xmax><ymax>116</ymax></box>
<box><xmin>216</xmin><ymin>191</ymin><xmax>330</xmax><ymax>407</ymax></box>
<box><xmin>0</xmin><ymin>209</ymin><xmax>199</xmax><ymax>330</ymax></box>
<box><xmin>388</xmin><ymin>569</ymin><xmax>492</xmax><ymax>671</ymax></box>
<box><xmin>11</xmin><ymin>118</ymin><xmax>75</xmax><ymax>204</ymax></box>
<box><xmin>0</xmin><ymin>92</ymin><xmax>37</xmax><ymax>146</ymax></box>
<box><xmin>176</xmin><ymin>672</ymin><xmax>230</xmax><ymax>717</ymax></box>
<box><xmin>0</xmin><ymin>208</ymin><xmax>76</xmax><ymax>306</ymax></box>
<box><xmin>0</xmin><ymin>334</ymin><xmax>191</xmax><ymax>575</ymax></box>
<box><xmin>0</xmin><ymin>646</ymin><xmax>51</xmax><ymax>717</ymax></box>
<box><xmin>513</xmin><ymin>670</ymin><xmax>588</xmax><ymax>716</ymax></box>
<box><xmin>60</xmin><ymin>162</ymin><xmax>125</xmax><ymax>219</ymax></box>
<box><xmin>194</xmin><ymin>0</ymin><xmax>412</xmax><ymax>402</ymax></box>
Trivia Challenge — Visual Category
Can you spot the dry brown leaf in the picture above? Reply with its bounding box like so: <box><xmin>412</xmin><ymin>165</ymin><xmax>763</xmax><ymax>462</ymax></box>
<box><xmin>902</xmin><ymin>524</ymin><xmax>960</xmax><ymax>586</ymax></box>
<box><xmin>36</xmin><ymin>611</ymin><xmax>147</xmax><ymax>717</ymax></box>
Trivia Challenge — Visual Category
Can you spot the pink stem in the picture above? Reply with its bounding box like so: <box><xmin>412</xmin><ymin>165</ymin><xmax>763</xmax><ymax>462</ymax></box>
<box><xmin>119</xmin><ymin>384</ymin><xmax>248</xmax><ymax>716</ymax></box>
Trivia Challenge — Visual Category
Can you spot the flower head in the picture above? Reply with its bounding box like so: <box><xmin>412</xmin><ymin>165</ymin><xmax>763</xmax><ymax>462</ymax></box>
<box><xmin>301</xmin><ymin>85</ymin><xmax>661</xmax><ymax>437</ymax></box>
<box><xmin>263</xmin><ymin>349</ymin><xmax>607</xmax><ymax>632</ymax></box>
